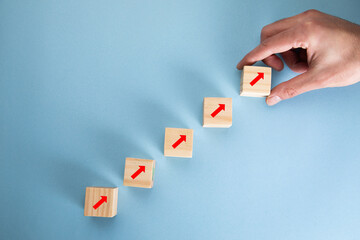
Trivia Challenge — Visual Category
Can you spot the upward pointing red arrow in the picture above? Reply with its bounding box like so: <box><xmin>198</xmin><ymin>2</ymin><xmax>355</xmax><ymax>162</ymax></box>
<box><xmin>250</xmin><ymin>72</ymin><xmax>264</xmax><ymax>86</ymax></box>
<box><xmin>93</xmin><ymin>196</ymin><xmax>107</xmax><ymax>210</ymax></box>
<box><xmin>131</xmin><ymin>166</ymin><xmax>145</xmax><ymax>179</ymax></box>
<box><xmin>211</xmin><ymin>104</ymin><xmax>225</xmax><ymax>118</ymax></box>
<box><xmin>172</xmin><ymin>135</ymin><xmax>186</xmax><ymax>149</ymax></box>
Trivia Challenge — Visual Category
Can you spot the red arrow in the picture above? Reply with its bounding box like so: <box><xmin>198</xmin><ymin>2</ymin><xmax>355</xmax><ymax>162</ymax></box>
<box><xmin>93</xmin><ymin>196</ymin><xmax>107</xmax><ymax>210</ymax></box>
<box><xmin>131</xmin><ymin>165</ymin><xmax>145</xmax><ymax>179</ymax></box>
<box><xmin>250</xmin><ymin>72</ymin><xmax>264</xmax><ymax>86</ymax></box>
<box><xmin>172</xmin><ymin>135</ymin><xmax>186</xmax><ymax>149</ymax></box>
<box><xmin>211</xmin><ymin>104</ymin><xmax>225</xmax><ymax>118</ymax></box>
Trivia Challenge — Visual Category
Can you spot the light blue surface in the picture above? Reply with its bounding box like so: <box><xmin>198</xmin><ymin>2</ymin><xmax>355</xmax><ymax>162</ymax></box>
<box><xmin>1</xmin><ymin>1</ymin><xmax>360</xmax><ymax>239</ymax></box>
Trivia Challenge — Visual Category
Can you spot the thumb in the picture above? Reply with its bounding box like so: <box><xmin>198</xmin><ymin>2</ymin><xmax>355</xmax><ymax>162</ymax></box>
<box><xmin>266</xmin><ymin>71</ymin><xmax>318</xmax><ymax>106</ymax></box>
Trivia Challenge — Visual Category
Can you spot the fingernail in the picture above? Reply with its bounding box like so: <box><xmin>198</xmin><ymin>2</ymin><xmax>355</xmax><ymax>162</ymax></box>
<box><xmin>266</xmin><ymin>95</ymin><xmax>281</xmax><ymax>106</ymax></box>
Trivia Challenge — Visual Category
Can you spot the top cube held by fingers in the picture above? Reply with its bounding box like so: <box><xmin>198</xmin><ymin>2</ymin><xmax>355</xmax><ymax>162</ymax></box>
<box><xmin>240</xmin><ymin>66</ymin><xmax>272</xmax><ymax>97</ymax></box>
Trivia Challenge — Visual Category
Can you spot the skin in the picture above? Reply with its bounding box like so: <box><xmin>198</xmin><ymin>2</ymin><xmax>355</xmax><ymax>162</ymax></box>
<box><xmin>237</xmin><ymin>9</ymin><xmax>360</xmax><ymax>106</ymax></box>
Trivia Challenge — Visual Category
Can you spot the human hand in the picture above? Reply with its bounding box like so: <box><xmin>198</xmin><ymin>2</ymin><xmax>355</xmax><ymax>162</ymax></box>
<box><xmin>237</xmin><ymin>9</ymin><xmax>360</xmax><ymax>106</ymax></box>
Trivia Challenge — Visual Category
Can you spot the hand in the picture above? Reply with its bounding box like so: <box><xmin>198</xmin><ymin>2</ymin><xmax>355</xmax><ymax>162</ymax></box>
<box><xmin>237</xmin><ymin>9</ymin><xmax>360</xmax><ymax>106</ymax></box>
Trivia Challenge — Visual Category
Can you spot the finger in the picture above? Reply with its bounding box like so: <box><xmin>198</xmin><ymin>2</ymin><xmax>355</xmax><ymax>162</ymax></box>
<box><xmin>237</xmin><ymin>27</ymin><xmax>307</xmax><ymax>70</ymax></box>
<box><xmin>261</xmin><ymin>16</ymin><xmax>299</xmax><ymax>42</ymax></box>
<box><xmin>260</xmin><ymin>10</ymin><xmax>317</xmax><ymax>42</ymax></box>
<box><xmin>262</xmin><ymin>54</ymin><xmax>284</xmax><ymax>71</ymax></box>
<box><xmin>266</xmin><ymin>71</ymin><xmax>318</xmax><ymax>106</ymax></box>
<box><xmin>281</xmin><ymin>50</ymin><xmax>308</xmax><ymax>73</ymax></box>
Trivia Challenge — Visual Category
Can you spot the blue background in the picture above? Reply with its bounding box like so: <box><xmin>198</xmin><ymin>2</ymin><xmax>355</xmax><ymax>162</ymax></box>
<box><xmin>1</xmin><ymin>0</ymin><xmax>359</xmax><ymax>239</ymax></box>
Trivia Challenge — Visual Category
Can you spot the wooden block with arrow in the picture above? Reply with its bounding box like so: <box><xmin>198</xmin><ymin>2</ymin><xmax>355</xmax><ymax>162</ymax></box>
<box><xmin>84</xmin><ymin>187</ymin><xmax>118</xmax><ymax>217</ymax></box>
<box><xmin>123</xmin><ymin>158</ymin><xmax>155</xmax><ymax>188</ymax></box>
<box><xmin>240</xmin><ymin>66</ymin><xmax>272</xmax><ymax>97</ymax></box>
<box><xmin>164</xmin><ymin>128</ymin><xmax>193</xmax><ymax>158</ymax></box>
<box><xmin>203</xmin><ymin>97</ymin><xmax>232</xmax><ymax>128</ymax></box>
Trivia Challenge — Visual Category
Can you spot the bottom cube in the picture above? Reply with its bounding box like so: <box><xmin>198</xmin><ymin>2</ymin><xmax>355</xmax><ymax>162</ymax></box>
<box><xmin>84</xmin><ymin>187</ymin><xmax>118</xmax><ymax>217</ymax></box>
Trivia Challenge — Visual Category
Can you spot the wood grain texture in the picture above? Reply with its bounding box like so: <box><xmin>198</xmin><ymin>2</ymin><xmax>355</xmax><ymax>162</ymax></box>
<box><xmin>240</xmin><ymin>66</ymin><xmax>272</xmax><ymax>97</ymax></box>
<box><xmin>84</xmin><ymin>187</ymin><xmax>118</xmax><ymax>218</ymax></box>
<box><xmin>123</xmin><ymin>158</ymin><xmax>155</xmax><ymax>188</ymax></box>
<box><xmin>203</xmin><ymin>97</ymin><xmax>232</xmax><ymax>128</ymax></box>
<box><xmin>164</xmin><ymin>128</ymin><xmax>193</xmax><ymax>158</ymax></box>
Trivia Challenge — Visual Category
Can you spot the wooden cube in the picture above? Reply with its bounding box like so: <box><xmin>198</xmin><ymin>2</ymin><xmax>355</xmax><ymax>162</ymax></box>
<box><xmin>203</xmin><ymin>97</ymin><xmax>232</xmax><ymax>128</ymax></box>
<box><xmin>84</xmin><ymin>187</ymin><xmax>118</xmax><ymax>218</ymax></box>
<box><xmin>123</xmin><ymin>158</ymin><xmax>155</xmax><ymax>188</ymax></box>
<box><xmin>164</xmin><ymin>128</ymin><xmax>193</xmax><ymax>158</ymax></box>
<box><xmin>240</xmin><ymin>66</ymin><xmax>272</xmax><ymax>97</ymax></box>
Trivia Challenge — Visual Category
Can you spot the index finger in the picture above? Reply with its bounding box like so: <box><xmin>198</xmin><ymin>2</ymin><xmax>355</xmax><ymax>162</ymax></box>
<box><xmin>260</xmin><ymin>10</ymin><xmax>314</xmax><ymax>42</ymax></box>
<box><xmin>237</xmin><ymin>27</ymin><xmax>307</xmax><ymax>69</ymax></box>
<box><xmin>261</xmin><ymin>15</ymin><xmax>299</xmax><ymax>42</ymax></box>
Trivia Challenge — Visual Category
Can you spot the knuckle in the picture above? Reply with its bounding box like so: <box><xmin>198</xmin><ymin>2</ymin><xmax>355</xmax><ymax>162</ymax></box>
<box><xmin>301</xmin><ymin>20</ymin><xmax>317</xmax><ymax>30</ymax></box>
<box><xmin>282</xmin><ymin>87</ymin><xmax>299</xmax><ymax>98</ymax></box>
<box><xmin>260</xmin><ymin>40</ymin><xmax>270</xmax><ymax>48</ymax></box>
<box><xmin>259</xmin><ymin>40</ymin><xmax>272</xmax><ymax>56</ymax></box>
<box><xmin>302</xmin><ymin>9</ymin><xmax>320</xmax><ymax>17</ymax></box>
<box><xmin>260</xmin><ymin>26</ymin><xmax>270</xmax><ymax>40</ymax></box>
<box><xmin>297</xmin><ymin>19</ymin><xmax>321</xmax><ymax>42</ymax></box>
